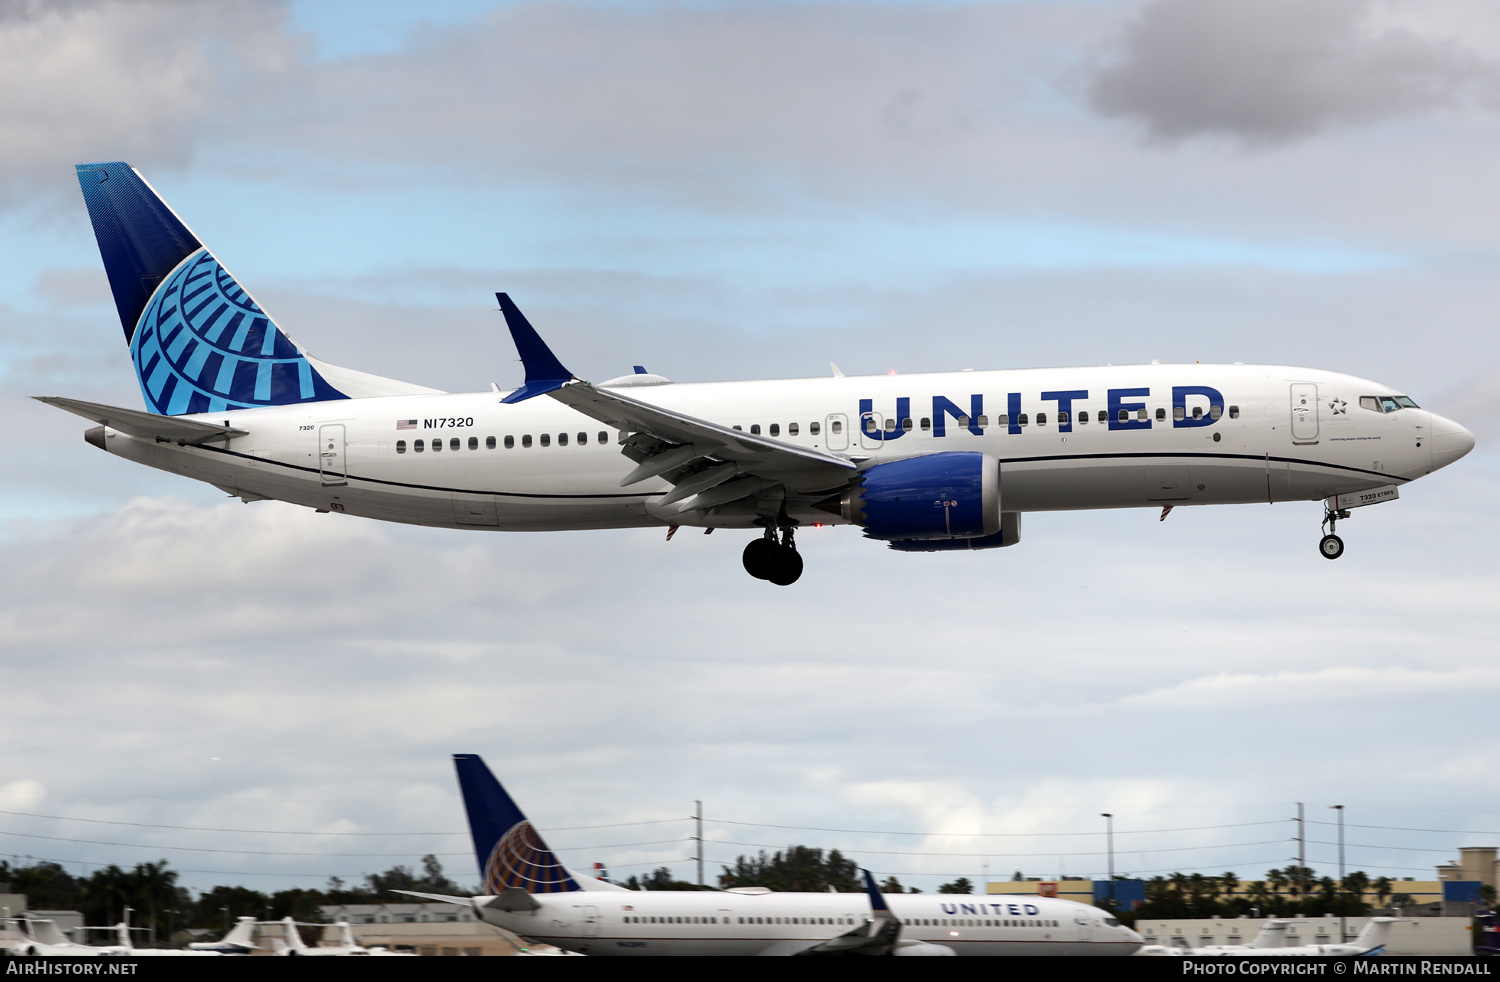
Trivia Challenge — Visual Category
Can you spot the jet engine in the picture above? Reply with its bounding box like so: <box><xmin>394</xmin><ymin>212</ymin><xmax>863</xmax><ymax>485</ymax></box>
<box><xmin>818</xmin><ymin>452</ymin><xmax>1000</xmax><ymax>541</ymax></box>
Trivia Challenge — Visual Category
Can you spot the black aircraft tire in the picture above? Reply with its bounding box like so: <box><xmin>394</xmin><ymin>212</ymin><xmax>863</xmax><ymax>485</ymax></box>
<box><xmin>743</xmin><ymin>537</ymin><xmax>777</xmax><ymax>579</ymax></box>
<box><xmin>1319</xmin><ymin>534</ymin><xmax>1345</xmax><ymax>560</ymax></box>
<box><xmin>766</xmin><ymin>547</ymin><xmax>804</xmax><ymax>586</ymax></box>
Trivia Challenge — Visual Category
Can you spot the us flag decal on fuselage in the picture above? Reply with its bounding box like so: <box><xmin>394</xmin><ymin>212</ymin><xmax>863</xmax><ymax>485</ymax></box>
<box><xmin>396</xmin><ymin>419</ymin><xmax>417</xmax><ymax>430</ymax></box>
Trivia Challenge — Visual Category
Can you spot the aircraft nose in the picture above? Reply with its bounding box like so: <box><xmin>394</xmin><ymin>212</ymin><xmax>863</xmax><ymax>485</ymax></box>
<box><xmin>1429</xmin><ymin>413</ymin><xmax>1476</xmax><ymax>471</ymax></box>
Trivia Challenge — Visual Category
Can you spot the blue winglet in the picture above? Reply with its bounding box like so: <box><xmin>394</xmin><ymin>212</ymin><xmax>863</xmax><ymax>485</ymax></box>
<box><xmin>496</xmin><ymin>292</ymin><xmax>572</xmax><ymax>404</ymax></box>
<box><xmin>862</xmin><ymin>869</ymin><xmax>891</xmax><ymax>912</ymax></box>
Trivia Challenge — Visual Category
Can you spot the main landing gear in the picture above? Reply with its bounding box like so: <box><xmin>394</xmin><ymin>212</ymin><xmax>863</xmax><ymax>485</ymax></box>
<box><xmin>1319</xmin><ymin>504</ymin><xmax>1350</xmax><ymax>560</ymax></box>
<box><xmin>743</xmin><ymin>527</ymin><xmax>803</xmax><ymax>585</ymax></box>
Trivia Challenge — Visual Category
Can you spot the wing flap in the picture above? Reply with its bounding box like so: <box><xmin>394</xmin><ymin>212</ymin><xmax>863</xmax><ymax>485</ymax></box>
<box><xmin>548</xmin><ymin>381</ymin><xmax>855</xmax><ymax>492</ymax></box>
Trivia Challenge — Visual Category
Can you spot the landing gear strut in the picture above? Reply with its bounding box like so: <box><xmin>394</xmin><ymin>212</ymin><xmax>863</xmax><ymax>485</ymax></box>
<box><xmin>1319</xmin><ymin>505</ymin><xmax>1349</xmax><ymax>560</ymax></box>
<box><xmin>743</xmin><ymin>527</ymin><xmax>803</xmax><ymax>585</ymax></box>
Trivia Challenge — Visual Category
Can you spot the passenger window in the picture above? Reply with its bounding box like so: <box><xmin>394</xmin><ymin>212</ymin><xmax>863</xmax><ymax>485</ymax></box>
<box><xmin>1058</xmin><ymin>411</ymin><xmax>1069</xmax><ymax>425</ymax></box>
<box><xmin>1118</xmin><ymin>409</ymin><xmax>1128</xmax><ymax>423</ymax></box>
<box><xmin>540</xmin><ymin>433</ymin><xmax>551</xmax><ymax>447</ymax></box>
<box><xmin>885</xmin><ymin>418</ymin><xmax>897</xmax><ymax>433</ymax></box>
<box><xmin>1155</xmin><ymin>408</ymin><xmax>1166</xmax><ymax>421</ymax></box>
<box><xmin>1228</xmin><ymin>406</ymin><xmax>1239</xmax><ymax>419</ymax></box>
<box><xmin>396</xmin><ymin>440</ymin><xmax>407</xmax><ymax>453</ymax></box>
<box><xmin>769</xmin><ymin>423</ymin><xmax>780</xmax><ymax>437</ymax></box>
<box><xmin>431</xmin><ymin>439</ymin><xmax>442</xmax><ymax>453</ymax></box>
<box><xmin>788</xmin><ymin>422</ymin><xmax>799</xmax><ymax>436</ymax></box>
<box><xmin>486</xmin><ymin>436</ymin><xmax>496</xmax><ymax>449</ymax></box>
<box><xmin>522</xmin><ymin>434</ymin><xmax>532</xmax><ymax>448</ymax></box>
<box><xmin>468</xmin><ymin>436</ymin><xmax>478</xmax><ymax>450</ymax></box>
<box><xmin>750</xmin><ymin>424</ymin><xmax>761</xmax><ymax>435</ymax></box>
<box><xmin>1210</xmin><ymin>405</ymin><xmax>1222</xmax><ymax>419</ymax></box>
<box><xmin>1036</xmin><ymin>412</ymin><xmax>1047</xmax><ymax>426</ymax></box>
<box><xmin>504</xmin><ymin>435</ymin><xmax>514</xmax><ymax>449</ymax></box>
<box><xmin>1192</xmin><ymin>406</ymin><xmax>1202</xmax><ymax>419</ymax></box>
<box><xmin>1018</xmin><ymin>413</ymin><xmax>1029</xmax><ymax>426</ymax></box>
<box><xmin>902</xmin><ymin>417</ymin><xmax>913</xmax><ymax>432</ymax></box>
<box><xmin>997</xmin><ymin>414</ymin><xmax>1009</xmax><ymax>426</ymax></box>
<box><xmin>1137</xmin><ymin>408</ymin><xmax>1147</xmax><ymax>421</ymax></box>
<box><xmin>1079</xmin><ymin>411</ymin><xmax>1089</xmax><ymax>423</ymax></box>
<box><xmin>957</xmin><ymin>415</ymin><xmax>969</xmax><ymax>427</ymax></box>
<box><xmin>829</xmin><ymin>420</ymin><xmax>839</xmax><ymax>434</ymax></box>
<box><xmin>598</xmin><ymin>431</ymin><xmax>608</xmax><ymax>443</ymax></box>
<box><xmin>733</xmin><ymin>424</ymin><xmax>743</xmax><ymax>431</ymax></box>
<box><xmin>559</xmin><ymin>432</ymin><xmax>569</xmax><ymax>446</ymax></box>
<box><xmin>920</xmin><ymin>417</ymin><xmax>931</xmax><ymax>431</ymax></box>
<box><xmin>811</xmin><ymin>421</ymin><xmax>822</xmax><ymax>435</ymax></box>
<box><xmin>446</xmin><ymin>437</ymin><xmax>456</xmax><ymax>450</ymax></box>
<box><xmin>977</xmin><ymin>415</ymin><xmax>988</xmax><ymax>427</ymax></box>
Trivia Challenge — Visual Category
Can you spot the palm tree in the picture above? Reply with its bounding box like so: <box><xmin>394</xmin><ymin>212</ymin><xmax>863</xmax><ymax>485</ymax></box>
<box><xmin>1373</xmin><ymin>877</ymin><xmax>1393</xmax><ymax>910</ymax></box>
<box><xmin>131</xmin><ymin>861</ymin><xmax>178</xmax><ymax>945</ymax></box>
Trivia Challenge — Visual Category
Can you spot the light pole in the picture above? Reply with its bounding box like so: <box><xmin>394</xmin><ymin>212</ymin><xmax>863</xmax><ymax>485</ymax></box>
<box><xmin>1101</xmin><ymin>813</ymin><xmax>1115</xmax><ymax>910</ymax></box>
<box><xmin>1331</xmin><ymin>805</ymin><xmax>1346</xmax><ymax>942</ymax></box>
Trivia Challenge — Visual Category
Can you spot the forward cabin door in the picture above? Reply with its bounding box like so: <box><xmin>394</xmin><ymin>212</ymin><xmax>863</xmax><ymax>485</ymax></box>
<box><xmin>824</xmin><ymin>413</ymin><xmax>849</xmax><ymax>451</ymax></box>
<box><xmin>1290</xmin><ymin>383</ymin><xmax>1319</xmax><ymax>443</ymax></box>
<box><xmin>318</xmin><ymin>424</ymin><xmax>347</xmax><ymax>486</ymax></box>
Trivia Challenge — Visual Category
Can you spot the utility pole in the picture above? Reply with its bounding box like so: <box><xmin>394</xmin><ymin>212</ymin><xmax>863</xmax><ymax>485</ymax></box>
<box><xmin>1296</xmin><ymin>802</ymin><xmax>1307</xmax><ymax>901</ymax></box>
<box><xmin>1101</xmin><ymin>813</ymin><xmax>1115</xmax><ymax>909</ymax></box>
<box><xmin>695</xmin><ymin>800</ymin><xmax>704</xmax><ymax>888</ymax></box>
<box><xmin>1332</xmin><ymin>804</ymin><xmax>1346</xmax><ymax>941</ymax></box>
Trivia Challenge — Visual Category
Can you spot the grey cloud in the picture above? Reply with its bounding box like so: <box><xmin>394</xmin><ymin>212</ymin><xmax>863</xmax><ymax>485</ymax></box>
<box><xmin>1089</xmin><ymin>0</ymin><xmax>1500</xmax><ymax>145</ymax></box>
<box><xmin>0</xmin><ymin>0</ymin><xmax>296</xmax><ymax>201</ymax></box>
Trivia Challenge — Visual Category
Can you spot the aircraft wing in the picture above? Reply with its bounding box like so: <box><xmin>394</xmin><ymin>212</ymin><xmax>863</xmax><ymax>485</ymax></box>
<box><xmin>35</xmin><ymin>396</ymin><xmax>247</xmax><ymax>445</ymax></box>
<box><xmin>494</xmin><ymin>293</ymin><xmax>855</xmax><ymax>509</ymax></box>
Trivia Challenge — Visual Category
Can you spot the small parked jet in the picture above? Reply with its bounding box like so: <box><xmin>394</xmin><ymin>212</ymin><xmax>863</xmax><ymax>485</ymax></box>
<box><xmin>44</xmin><ymin>162</ymin><xmax>1475</xmax><ymax>584</ymax></box>
<box><xmin>271</xmin><ymin>917</ymin><xmax>412</xmax><ymax>956</ymax></box>
<box><xmin>398</xmin><ymin>754</ymin><xmax>1144</xmax><ymax>956</ymax></box>
<box><xmin>186</xmin><ymin>915</ymin><xmax>259</xmax><ymax>954</ymax></box>
<box><xmin>1138</xmin><ymin>917</ymin><xmax>1405</xmax><ymax>957</ymax></box>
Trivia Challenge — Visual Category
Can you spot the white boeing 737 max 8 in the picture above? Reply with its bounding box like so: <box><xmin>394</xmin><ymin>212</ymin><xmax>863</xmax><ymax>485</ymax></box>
<box><xmin>41</xmin><ymin>163</ymin><xmax>1475</xmax><ymax>584</ymax></box>
<box><xmin>395</xmin><ymin>754</ymin><xmax>1144</xmax><ymax>956</ymax></box>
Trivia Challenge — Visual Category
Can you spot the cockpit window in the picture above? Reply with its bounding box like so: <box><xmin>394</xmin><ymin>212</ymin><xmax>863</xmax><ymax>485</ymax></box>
<box><xmin>1361</xmin><ymin>395</ymin><xmax>1419</xmax><ymax>413</ymax></box>
<box><xmin>1105</xmin><ymin>917</ymin><xmax>1121</xmax><ymax>927</ymax></box>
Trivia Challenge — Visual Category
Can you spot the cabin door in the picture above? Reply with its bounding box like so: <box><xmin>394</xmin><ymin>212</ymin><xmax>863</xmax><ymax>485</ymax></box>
<box><xmin>318</xmin><ymin>424</ymin><xmax>347</xmax><ymax>486</ymax></box>
<box><xmin>824</xmin><ymin>413</ymin><xmax>849</xmax><ymax>451</ymax></box>
<box><xmin>1290</xmin><ymin>383</ymin><xmax>1319</xmax><ymax>443</ymax></box>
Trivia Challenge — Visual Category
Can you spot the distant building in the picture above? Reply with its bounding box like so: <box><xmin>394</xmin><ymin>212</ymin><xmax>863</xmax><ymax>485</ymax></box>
<box><xmin>1437</xmin><ymin>846</ymin><xmax>1498</xmax><ymax>893</ymax></box>
<box><xmin>318</xmin><ymin>902</ymin><xmax>520</xmax><ymax>956</ymax></box>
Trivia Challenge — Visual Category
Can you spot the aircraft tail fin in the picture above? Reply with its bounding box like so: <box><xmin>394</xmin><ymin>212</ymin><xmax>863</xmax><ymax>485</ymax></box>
<box><xmin>222</xmin><ymin>916</ymin><xmax>257</xmax><ymax>948</ymax></box>
<box><xmin>74</xmin><ymin>162</ymin><xmax>439</xmax><ymax>415</ymax></box>
<box><xmin>453</xmin><ymin>753</ymin><xmax>581</xmax><ymax>895</ymax></box>
<box><xmin>279</xmin><ymin>916</ymin><xmax>307</xmax><ymax>952</ymax></box>
<box><xmin>1349</xmin><ymin>917</ymin><xmax>1401</xmax><ymax>953</ymax></box>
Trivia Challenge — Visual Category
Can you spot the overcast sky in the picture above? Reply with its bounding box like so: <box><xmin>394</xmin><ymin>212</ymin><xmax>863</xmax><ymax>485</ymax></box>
<box><xmin>1</xmin><ymin>0</ymin><xmax>1497</xmax><ymax>898</ymax></box>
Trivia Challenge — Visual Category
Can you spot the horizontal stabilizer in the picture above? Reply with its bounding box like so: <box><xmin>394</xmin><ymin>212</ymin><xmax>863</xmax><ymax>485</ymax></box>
<box><xmin>36</xmin><ymin>396</ymin><xmax>246</xmax><ymax>444</ymax></box>
<box><xmin>392</xmin><ymin>890</ymin><xmax>474</xmax><ymax>907</ymax></box>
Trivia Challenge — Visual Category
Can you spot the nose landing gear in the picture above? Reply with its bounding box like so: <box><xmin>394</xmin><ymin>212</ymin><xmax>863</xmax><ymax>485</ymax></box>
<box><xmin>743</xmin><ymin>527</ymin><xmax>803</xmax><ymax>585</ymax></box>
<box><xmin>1319</xmin><ymin>505</ymin><xmax>1350</xmax><ymax>560</ymax></box>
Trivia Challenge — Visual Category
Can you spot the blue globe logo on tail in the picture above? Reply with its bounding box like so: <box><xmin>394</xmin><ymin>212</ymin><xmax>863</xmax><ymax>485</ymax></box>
<box><xmin>132</xmin><ymin>249</ymin><xmax>346</xmax><ymax>415</ymax></box>
<box><xmin>482</xmin><ymin>820</ymin><xmax>580</xmax><ymax>894</ymax></box>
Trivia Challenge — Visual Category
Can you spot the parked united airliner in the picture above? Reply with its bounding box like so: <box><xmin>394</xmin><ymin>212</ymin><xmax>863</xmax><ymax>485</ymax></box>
<box><xmin>42</xmin><ymin>163</ymin><xmax>1475</xmax><ymax>584</ymax></box>
<box><xmin>396</xmin><ymin>754</ymin><xmax>1143</xmax><ymax>956</ymax></box>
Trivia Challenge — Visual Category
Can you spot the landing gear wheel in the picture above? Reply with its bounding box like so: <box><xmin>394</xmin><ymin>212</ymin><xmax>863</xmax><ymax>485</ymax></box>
<box><xmin>766</xmin><ymin>547</ymin><xmax>804</xmax><ymax>586</ymax></box>
<box><xmin>1319</xmin><ymin>534</ymin><xmax>1345</xmax><ymax>560</ymax></box>
<box><xmin>742</xmin><ymin>537</ymin><xmax>777</xmax><ymax>579</ymax></box>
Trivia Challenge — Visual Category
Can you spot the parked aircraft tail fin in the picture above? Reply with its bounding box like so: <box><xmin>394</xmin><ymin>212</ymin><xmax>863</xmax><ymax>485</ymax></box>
<box><xmin>74</xmin><ymin>161</ymin><xmax>438</xmax><ymax>415</ymax></box>
<box><xmin>453</xmin><ymin>753</ymin><xmax>581</xmax><ymax>895</ymax></box>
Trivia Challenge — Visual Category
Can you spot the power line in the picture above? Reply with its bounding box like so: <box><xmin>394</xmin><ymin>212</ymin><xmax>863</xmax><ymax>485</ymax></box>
<box><xmin>0</xmin><ymin>809</ymin><xmax>682</xmax><ymax>836</ymax></box>
<box><xmin>707</xmin><ymin>818</ymin><xmax>1285</xmax><ymax>838</ymax></box>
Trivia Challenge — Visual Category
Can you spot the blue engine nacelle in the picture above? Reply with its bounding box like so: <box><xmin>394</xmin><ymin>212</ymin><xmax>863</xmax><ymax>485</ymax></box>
<box><xmin>823</xmin><ymin>452</ymin><xmax>1001</xmax><ymax>541</ymax></box>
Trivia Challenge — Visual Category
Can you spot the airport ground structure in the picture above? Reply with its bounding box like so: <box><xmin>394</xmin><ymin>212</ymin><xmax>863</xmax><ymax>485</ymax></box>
<box><xmin>319</xmin><ymin>902</ymin><xmax>521</xmax><ymax>956</ymax></box>
<box><xmin>1134</xmin><ymin>916</ymin><xmax>1475</xmax><ymax>956</ymax></box>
